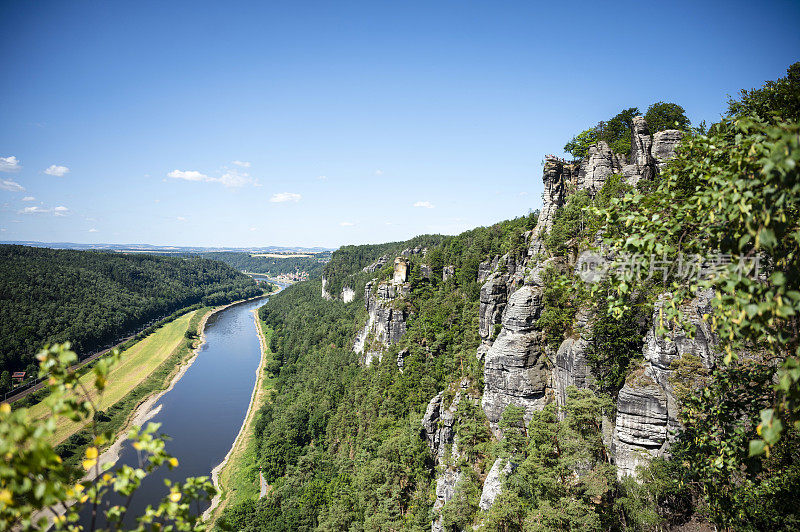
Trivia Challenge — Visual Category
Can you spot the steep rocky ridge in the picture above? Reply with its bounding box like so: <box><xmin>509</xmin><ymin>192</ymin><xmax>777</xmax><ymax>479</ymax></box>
<box><xmin>470</xmin><ymin>116</ymin><xmax>694</xmax><ymax>511</ymax></box>
<box><xmin>352</xmin><ymin>258</ymin><xmax>412</xmax><ymax>365</ymax></box>
<box><xmin>613</xmin><ymin>290</ymin><xmax>716</xmax><ymax>477</ymax></box>
<box><xmin>421</xmin><ymin>378</ymin><xmax>479</xmax><ymax>532</ymax></box>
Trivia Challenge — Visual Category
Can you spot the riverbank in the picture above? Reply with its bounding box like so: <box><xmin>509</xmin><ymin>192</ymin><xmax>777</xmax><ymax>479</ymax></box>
<box><xmin>28</xmin><ymin>310</ymin><xmax>200</xmax><ymax>448</ymax></box>
<box><xmin>204</xmin><ymin>308</ymin><xmax>278</xmax><ymax>523</ymax></box>
<box><xmin>31</xmin><ymin>295</ymin><xmax>269</xmax><ymax>530</ymax></box>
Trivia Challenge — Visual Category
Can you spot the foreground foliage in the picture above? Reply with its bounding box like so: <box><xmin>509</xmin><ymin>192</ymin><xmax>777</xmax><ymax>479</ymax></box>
<box><xmin>0</xmin><ymin>344</ymin><xmax>215</xmax><ymax>531</ymax></box>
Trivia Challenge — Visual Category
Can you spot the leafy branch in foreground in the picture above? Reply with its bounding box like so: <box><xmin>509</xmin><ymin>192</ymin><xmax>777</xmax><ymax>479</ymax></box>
<box><xmin>0</xmin><ymin>343</ymin><xmax>216</xmax><ymax>531</ymax></box>
<box><xmin>590</xmin><ymin>116</ymin><xmax>800</xmax><ymax>528</ymax></box>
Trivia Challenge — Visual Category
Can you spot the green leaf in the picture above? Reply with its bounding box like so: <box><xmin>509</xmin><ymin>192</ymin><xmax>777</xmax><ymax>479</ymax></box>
<box><xmin>748</xmin><ymin>439</ymin><xmax>766</xmax><ymax>457</ymax></box>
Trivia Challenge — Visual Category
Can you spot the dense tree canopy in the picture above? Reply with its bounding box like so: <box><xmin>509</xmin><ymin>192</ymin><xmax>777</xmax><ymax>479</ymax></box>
<box><xmin>177</xmin><ymin>251</ymin><xmax>330</xmax><ymax>278</ymax></box>
<box><xmin>0</xmin><ymin>245</ymin><xmax>261</xmax><ymax>378</ymax></box>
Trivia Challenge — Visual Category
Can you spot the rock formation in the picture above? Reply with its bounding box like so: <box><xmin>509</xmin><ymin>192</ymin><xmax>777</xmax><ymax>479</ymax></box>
<box><xmin>577</xmin><ymin>141</ymin><xmax>625</xmax><ymax>194</ymax></box>
<box><xmin>479</xmin><ymin>459</ymin><xmax>514</xmax><ymax>511</ymax></box>
<box><xmin>481</xmin><ymin>261</ymin><xmax>554</xmax><ymax>434</ymax></box>
<box><xmin>529</xmin><ymin>159</ymin><xmax>575</xmax><ymax>254</ymax></box>
<box><xmin>613</xmin><ymin>290</ymin><xmax>715</xmax><ymax>477</ymax></box>
<box><xmin>321</xmin><ymin>275</ymin><xmax>333</xmax><ymax>300</ymax></box>
<box><xmin>353</xmin><ymin>258</ymin><xmax>412</xmax><ymax>365</ymax></box>
<box><xmin>652</xmin><ymin>129</ymin><xmax>685</xmax><ymax>170</ymax></box>
<box><xmin>554</xmin><ymin>307</ymin><xmax>594</xmax><ymax>406</ymax></box>
<box><xmin>421</xmin><ymin>379</ymin><xmax>477</xmax><ymax>532</ymax></box>
<box><xmin>622</xmin><ymin>116</ymin><xmax>655</xmax><ymax>186</ymax></box>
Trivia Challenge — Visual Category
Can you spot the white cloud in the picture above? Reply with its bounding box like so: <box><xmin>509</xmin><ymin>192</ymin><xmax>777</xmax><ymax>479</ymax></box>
<box><xmin>168</xmin><ymin>169</ymin><xmax>211</xmax><ymax>182</ymax></box>
<box><xmin>21</xmin><ymin>196</ymin><xmax>35</xmax><ymax>201</ymax></box>
<box><xmin>44</xmin><ymin>165</ymin><xmax>70</xmax><ymax>177</ymax></box>
<box><xmin>0</xmin><ymin>156</ymin><xmax>21</xmax><ymax>173</ymax></box>
<box><xmin>20</xmin><ymin>206</ymin><xmax>49</xmax><ymax>214</ymax></box>
<box><xmin>218</xmin><ymin>169</ymin><xmax>254</xmax><ymax>187</ymax></box>
<box><xmin>232</xmin><ymin>160</ymin><xmax>251</xmax><ymax>168</ymax></box>
<box><xmin>89</xmin><ymin>228</ymin><xmax>98</xmax><ymax>233</ymax></box>
<box><xmin>270</xmin><ymin>192</ymin><xmax>302</xmax><ymax>203</ymax></box>
<box><xmin>413</xmin><ymin>201</ymin><xmax>435</xmax><ymax>209</ymax></box>
<box><xmin>1</xmin><ymin>179</ymin><xmax>24</xmax><ymax>192</ymax></box>
<box><xmin>317</xmin><ymin>175</ymin><xmax>328</xmax><ymax>180</ymax></box>
<box><xmin>374</xmin><ymin>169</ymin><xmax>384</xmax><ymax>176</ymax></box>
<box><xmin>176</xmin><ymin>216</ymin><xmax>187</xmax><ymax>222</ymax></box>
<box><xmin>519</xmin><ymin>191</ymin><xmax>529</xmax><ymax>196</ymax></box>
<box><xmin>54</xmin><ymin>205</ymin><xmax>69</xmax><ymax>216</ymax></box>
<box><xmin>339</xmin><ymin>221</ymin><xmax>354</xmax><ymax>227</ymax></box>
<box><xmin>168</xmin><ymin>168</ymin><xmax>256</xmax><ymax>187</ymax></box>
<box><xmin>249</xmin><ymin>227</ymin><xmax>257</xmax><ymax>231</ymax></box>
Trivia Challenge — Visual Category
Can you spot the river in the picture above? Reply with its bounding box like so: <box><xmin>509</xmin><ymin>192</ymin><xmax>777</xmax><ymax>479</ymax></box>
<box><xmin>78</xmin><ymin>295</ymin><xmax>274</xmax><ymax>527</ymax></box>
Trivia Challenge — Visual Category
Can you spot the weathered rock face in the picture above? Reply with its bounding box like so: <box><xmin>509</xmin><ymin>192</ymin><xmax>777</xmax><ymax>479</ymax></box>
<box><xmin>432</xmin><ymin>469</ymin><xmax>461</xmax><ymax>532</ymax></box>
<box><xmin>420</xmin><ymin>264</ymin><xmax>433</xmax><ymax>280</ymax></box>
<box><xmin>479</xmin><ymin>276</ymin><xmax>508</xmax><ymax>349</ymax></box>
<box><xmin>353</xmin><ymin>279</ymin><xmax>410</xmax><ymax>365</ymax></box>
<box><xmin>652</xmin><ymin>129</ymin><xmax>685</xmax><ymax>170</ymax></box>
<box><xmin>422</xmin><ymin>379</ymin><xmax>477</xmax><ymax>532</ymax></box>
<box><xmin>321</xmin><ymin>276</ymin><xmax>333</xmax><ymax>300</ymax></box>
<box><xmin>442</xmin><ymin>265</ymin><xmax>455</xmax><ymax>282</ymax></box>
<box><xmin>401</xmin><ymin>246</ymin><xmax>427</xmax><ymax>257</ymax></box>
<box><xmin>478</xmin><ymin>256</ymin><xmax>499</xmax><ymax>283</ymax></box>
<box><xmin>479</xmin><ymin>458</ymin><xmax>513</xmax><ymax>511</ymax></box>
<box><xmin>578</xmin><ymin>141</ymin><xmax>625</xmax><ymax>195</ymax></box>
<box><xmin>613</xmin><ymin>290</ymin><xmax>715</xmax><ymax>477</ymax></box>
<box><xmin>363</xmin><ymin>254</ymin><xmax>391</xmax><ymax>273</ymax></box>
<box><xmin>341</xmin><ymin>286</ymin><xmax>355</xmax><ymax>303</ymax></box>
<box><xmin>554</xmin><ymin>307</ymin><xmax>594</xmax><ymax>405</ymax></box>
<box><xmin>530</xmin><ymin>159</ymin><xmax>575</xmax><ymax>254</ymax></box>
<box><xmin>481</xmin><ymin>262</ymin><xmax>555</xmax><ymax>434</ymax></box>
<box><xmin>477</xmin><ymin>253</ymin><xmax>528</xmax><ymax>359</ymax></box>
<box><xmin>393</xmin><ymin>257</ymin><xmax>410</xmax><ymax>284</ymax></box>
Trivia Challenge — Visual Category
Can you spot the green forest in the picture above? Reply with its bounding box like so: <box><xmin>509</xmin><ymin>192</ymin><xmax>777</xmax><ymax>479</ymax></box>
<box><xmin>181</xmin><ymin>251</ymin><xmax>331</xmax><ymax>278</ymax></box>
<box><xmin>0</xmin><ymin>245</ymin><xmax>262</xmax><ymax>382</ymax></box>
<box><xmin>216</xmin><ymin>63</ymin><xmax>800</xmax><ymax>531</ymax></box>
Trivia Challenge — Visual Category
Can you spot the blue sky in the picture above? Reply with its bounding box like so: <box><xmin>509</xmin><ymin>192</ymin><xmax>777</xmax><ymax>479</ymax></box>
<box><xmin>1</xmin><ymin>0</ymin><xmax>798</xmax><ymax>248</ymax></box>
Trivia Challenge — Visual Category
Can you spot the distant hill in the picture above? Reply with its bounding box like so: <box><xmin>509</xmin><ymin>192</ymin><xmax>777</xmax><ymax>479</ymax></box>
<box><xmin>0</xmin><ymin>241</ymin><xmax>334</xmax><ymax>254</ymax></box>
<box><xmin>0</xmin><ymin>245</ymin><xmax>263</xmax><ymax>379</ymax></box>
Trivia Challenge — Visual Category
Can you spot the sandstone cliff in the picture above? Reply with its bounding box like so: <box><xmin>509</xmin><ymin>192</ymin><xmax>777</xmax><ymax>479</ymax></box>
<box><xmin>352</xmin><ymin>258</ymin><xmax>412</xmax><ymax>365</ymax></box>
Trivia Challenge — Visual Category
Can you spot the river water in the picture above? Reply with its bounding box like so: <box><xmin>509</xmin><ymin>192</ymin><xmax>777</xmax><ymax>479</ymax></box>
<box><xmin>79</xmin><ymin>296</ymin><xmax>271</xmax><ymax>527</ymax></box>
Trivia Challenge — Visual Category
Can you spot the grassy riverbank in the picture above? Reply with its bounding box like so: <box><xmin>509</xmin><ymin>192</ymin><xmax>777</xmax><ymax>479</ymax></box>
<box><xmin>29</xmin><ymin>309</ymin><xmax>200</xmax><ymax>446</ymax></box>
<box><xmin>208</xmin><ymin>317</ymin><xmax>277</xmax><ymax>523</ymax></box>
<box><xmin>41</xmin><ymin>306</ymin><xmax>216</xmax><ymax>473</ymax></box>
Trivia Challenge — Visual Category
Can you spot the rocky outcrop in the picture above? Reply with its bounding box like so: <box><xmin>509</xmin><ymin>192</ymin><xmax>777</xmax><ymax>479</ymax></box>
<box><xmin>481</xmin><ymin>262</ymin><xmax>556</xmax><ymax>434</ymax></box>
<box><xmin>401</xmin><ymin>246</ymin><xmax>427</xmax><ymax>257</ymax></box>
<box><xmin>432</xmin><ymin>469</ymin><xmax>461</xmax><ymax>532</ymax></box>
<box><xmin>578</xmin><ymin>141</ymin><xmax>625</xmax><ymax>195</ymax></box>
<box><xmin>420</xmin><ymin>264</ymin><xmax>433</xmax><ymax>280</ymax></box>
<box><xmin>321</xmin><ymin>276</ymin><xmax>333</xmax><ymax>300</ymax></box>
<box><xmin>529</xmin><ymin>159</ymin><xmax>575</xmax><ymax>254</ymax></box>
<box><xmin>341</xmin><ymin>286</ymin><xmax>355</xmax><ymax>303</ymax></box>
<box><xmin>613</xmin><ymin>290</ymin><xmax>715</xmax><ymax>477</ymax></box>
<box><xmin>621</xmin><ymin>116</ymin><xmax>654</xmax><ymax>186</ymax></box>
<box><xmin>478</xmin><ymin>256</ymin><xmax>499</xmax><ymax>283</ymax></box>
<box><xmin>442</xmin><ymin>265</ymin><xmax>455</xmax><ymax>282</ymax></box>
<box><xmin>554</xmin><ymin>307</ymin><xmax>594</xmax><ymax>405</ymax></box>
<box><xmin>393</xmin><ymin>257</ymin><xmax>410</xmax><ymax>284</ymax></box>
<box><xmin>652</xmin><ymin>130</ymin><xmax>685</xmax><ymax>170</ymax></box>
<box><xmin>353</xmin><ymin>260</ymin><xmax>413</xmax><ymax>365</ymax></box>
<box><xmin>353</xmin><ymin>280</ymin><xmax>410</xmax><ymax>365</ymax></box>
<box><xmin>363</xmin><ymin>254</ymin><xmax>391</xmax><ymax>273</ymax></box>
<box><xmin>422</xmin><ymin>379</ymin><xmax>477</xmax><ymax>532</ymax></box>
<box><xmin>479</xmin><ymin>458</ymin><xmax>513</xmax><ymax>511</ymax></box>
<box><xmin>477</xmin><ymin>254</ymin><xmax>527</xmax><ymax>359</ymax></box>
